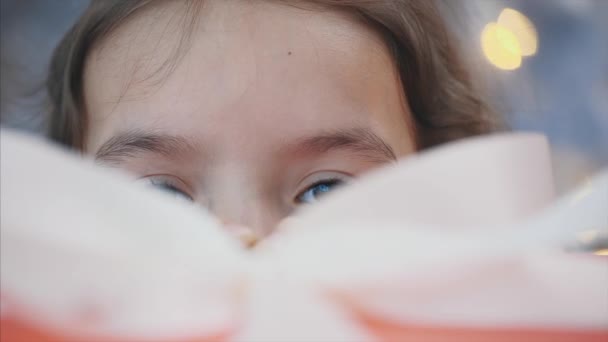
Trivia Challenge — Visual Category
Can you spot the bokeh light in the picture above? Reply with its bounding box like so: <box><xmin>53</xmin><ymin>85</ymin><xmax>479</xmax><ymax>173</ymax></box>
<box><xmin>481</xmin><ymin>22</ymin><xmax>522</xmax><ymax>70</ymax></box>
<box><xmin>498</xmin><ymin>8</ymin><xmax>538</xmax><ymax>56</ymax></box>
<box><xmin>481</xmin><ymin>8</ymin><xmax>538</xmax><ymax>71</ymax></box>
<box><xmin>594</xmin><ymin>249</ymin><xmax>608</xmax><ymax>256</ymax></box>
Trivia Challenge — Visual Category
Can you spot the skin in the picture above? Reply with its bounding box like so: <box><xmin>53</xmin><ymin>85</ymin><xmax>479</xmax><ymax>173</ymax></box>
<box><xmin>83</xmin><ymin>0</ymin><xmax>415</xmax><ymax>243</ymax></box>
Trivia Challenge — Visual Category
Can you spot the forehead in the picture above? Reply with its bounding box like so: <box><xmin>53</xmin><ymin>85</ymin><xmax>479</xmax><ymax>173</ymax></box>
<box><xmin>83</xmin><ymin>0</ymin><xmax>409</xmax><ymax>155</ymax></box>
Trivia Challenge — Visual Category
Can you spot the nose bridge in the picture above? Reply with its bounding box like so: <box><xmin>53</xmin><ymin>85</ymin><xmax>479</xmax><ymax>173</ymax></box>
<box><xmin>204</xmin><ymin>166</ymin><xmax>278</xmax><ymax>238</ymax></box>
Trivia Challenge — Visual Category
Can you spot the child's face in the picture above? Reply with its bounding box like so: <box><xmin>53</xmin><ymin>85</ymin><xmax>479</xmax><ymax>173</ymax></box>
<box><xmin>83</xmin><ymin>0</ymin><xmax>414</xmax><ymax>237</ymax></box>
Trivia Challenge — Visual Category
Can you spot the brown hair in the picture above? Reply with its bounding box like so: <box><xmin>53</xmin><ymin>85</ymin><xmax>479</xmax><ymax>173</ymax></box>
<box><xmin>47</xmin><ymin>0</ymin><xmax>498</xmax><ymax>150</ymax></box>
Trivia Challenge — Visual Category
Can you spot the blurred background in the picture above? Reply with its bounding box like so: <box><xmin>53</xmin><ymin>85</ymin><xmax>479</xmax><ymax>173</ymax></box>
<box><xmin>1</xmin><ymin>0</ymin><xmax>607</xmax><ymax>193</ymax></box>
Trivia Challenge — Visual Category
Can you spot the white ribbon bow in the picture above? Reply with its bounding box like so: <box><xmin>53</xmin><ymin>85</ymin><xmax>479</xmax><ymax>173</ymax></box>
<box><xmin>1</xmin><ymin>129</ymin><xmax>607</xmax><ymax>341</ymax></box>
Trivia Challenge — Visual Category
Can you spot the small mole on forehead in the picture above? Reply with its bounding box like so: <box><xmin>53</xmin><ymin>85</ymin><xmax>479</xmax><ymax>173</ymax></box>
<box><xmin>288</xmin><ymin>51</ymin><xmax>292</xmax><ymax>55</ymax></box>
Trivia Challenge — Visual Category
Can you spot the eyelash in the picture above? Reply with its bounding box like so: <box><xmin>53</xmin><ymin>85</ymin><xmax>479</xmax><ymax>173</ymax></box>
<box><xmin>140</xmin><ymin>175</ymin><xmax>194</xmax><ymax>202</ymax></box>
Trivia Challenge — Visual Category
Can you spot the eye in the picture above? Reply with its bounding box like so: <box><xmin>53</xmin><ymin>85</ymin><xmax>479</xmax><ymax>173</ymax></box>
<box><xmin>138</xmin><ymin>175</ymin><xmax>194</xmax><ymax>202</ymax></box>
<box><xmin>295</xmin><ymin>178</ymin><xmax>346</xmax><ymax>204</ymax></box>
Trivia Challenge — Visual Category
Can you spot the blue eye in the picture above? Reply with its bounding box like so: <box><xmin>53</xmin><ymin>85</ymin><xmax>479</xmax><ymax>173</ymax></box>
<box><xmin>296</xmin><ymin>179</ymin><xmax>345</xmax><ymax>204</ymax></box>
<box><xmin>141</xmin><ymin>176</ymin><xmax>194</xmax><ymax>202</ymax></box>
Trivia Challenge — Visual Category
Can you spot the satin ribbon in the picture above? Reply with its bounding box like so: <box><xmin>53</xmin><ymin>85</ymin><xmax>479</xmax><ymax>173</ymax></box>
<box><xmin>1</xmin><ymin>129</ymin><xmax>606</xmax><ymax>341</ymax></box>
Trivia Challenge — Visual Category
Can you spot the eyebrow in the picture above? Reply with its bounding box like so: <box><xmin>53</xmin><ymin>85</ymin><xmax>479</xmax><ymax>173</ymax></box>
<box><xmin>95</xmin><ymin>130</ymin><xmax>198</xmax><ymax>164</ymax></box>
<box><xmin>95</xmin><ymin>127</ymin><xmax>396</xmax><ymax>164</ymax></box>
<box><xmin>284</xmin><ymin>127</ymin><xmax>397</xmax><ymax>163</ymax></box>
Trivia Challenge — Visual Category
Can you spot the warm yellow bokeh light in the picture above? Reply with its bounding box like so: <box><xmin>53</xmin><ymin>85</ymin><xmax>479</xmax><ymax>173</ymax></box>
<box><xmin>498</xmin><ymin>8</ymin><xmax>538</xmax><ymax>56</ymax></box>
<box><xmin>594</xmin><ymin>249</ymin><xmax>608</xmax><ymax>256</ymax></box>
<box><xmin>481</xmin><ymin>22</ymin><xmax>522</xmax><ymax>70</ymax></box>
